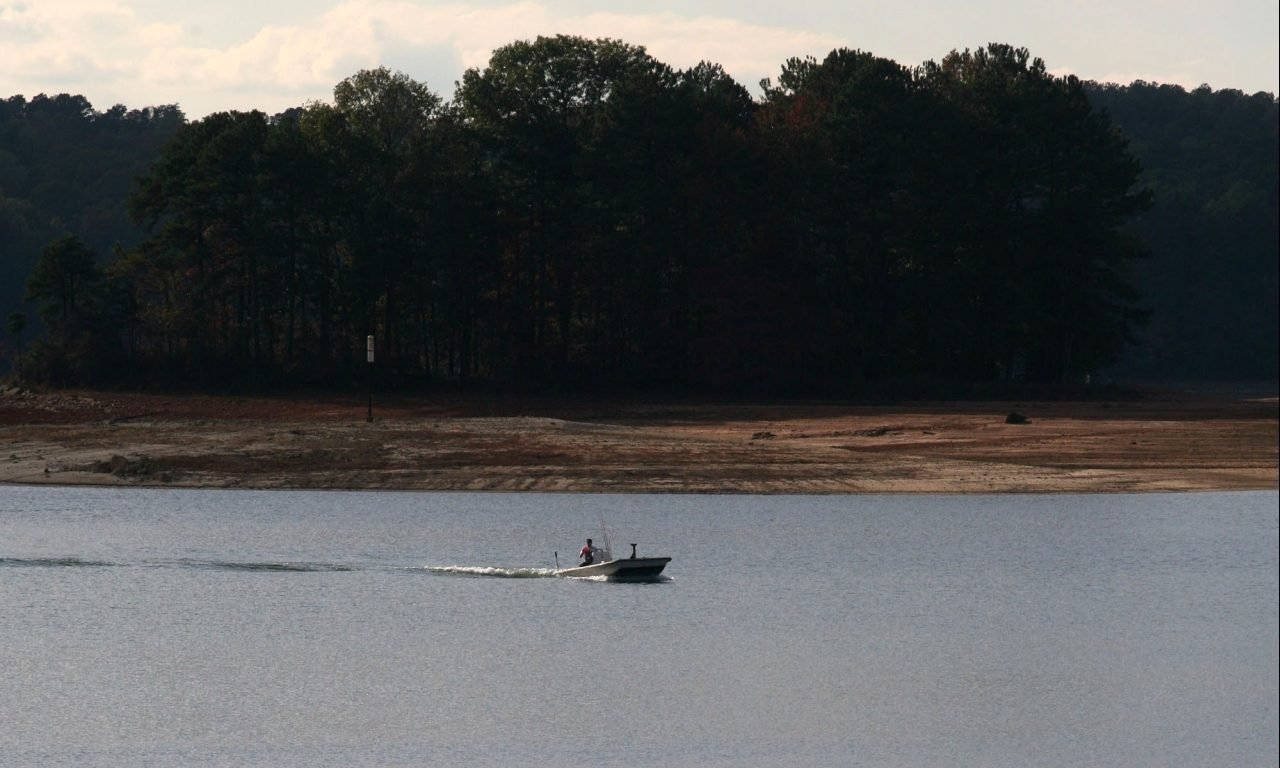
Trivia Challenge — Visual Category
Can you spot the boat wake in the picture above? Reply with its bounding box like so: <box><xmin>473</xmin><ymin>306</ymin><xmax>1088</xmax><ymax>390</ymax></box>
<box><xmin>0</xmin><ymin>557</ymin><xmax>120</xmax><ymax>569</ymax></box>
<box><xmin>0</xmin><ymin>556</ymin><xmax>356</xmax><ymax>572</ymax></box>
<box><xmin>170</xmin><ymin>558</ymin><xmax>357</xmax><ymax>572</ymax></box>
<box><xmin>424</xmin><ymin>565</ymin><xmax>559</xmax><ymax>579</ymax></box>
<box><xmin>0</xmin><ymin>557</ymin><xmax>660</xmax><ymax>581</ymax></box>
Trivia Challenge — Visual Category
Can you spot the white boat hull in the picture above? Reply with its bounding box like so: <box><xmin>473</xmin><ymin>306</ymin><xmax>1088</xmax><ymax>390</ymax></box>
<box><xmin>556</xmin><ymin>557</ymin><xmax>671</xmax><ymax>581</ymax></box>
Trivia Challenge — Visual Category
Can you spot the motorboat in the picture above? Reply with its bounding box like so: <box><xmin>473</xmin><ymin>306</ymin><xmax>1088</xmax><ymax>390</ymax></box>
<box><xmin>556</xmin><ymin>543</ymin><xmax>671</xmax><ymax>582</ymax></box>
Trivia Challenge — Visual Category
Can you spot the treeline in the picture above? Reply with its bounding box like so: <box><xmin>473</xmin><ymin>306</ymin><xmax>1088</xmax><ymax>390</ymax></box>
<box><xmin>1085</xmin><ymin>81</ymin><xmax>1278</xmax><ymax>381</ymax></box>
<box><xmin>0</xmin><ymin>95</ymin><xmax>184</xmax><ymax>350</ymax></box>
<box><xmin>2</xmin><ymin>38</ymin><xmax>1274</xmax><ymax>392</ymax></box>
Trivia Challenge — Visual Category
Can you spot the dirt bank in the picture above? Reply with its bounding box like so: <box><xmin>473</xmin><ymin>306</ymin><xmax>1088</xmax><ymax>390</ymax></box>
<box><xmin>1</xmin><ymin>388</ymin><xmax>1275</xmax><ymax>493</ymax></box>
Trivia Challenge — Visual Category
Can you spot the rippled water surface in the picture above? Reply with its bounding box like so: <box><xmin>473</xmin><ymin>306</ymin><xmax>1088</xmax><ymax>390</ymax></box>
<box><xmin>2</xmin><ymin>487</ymin><xmax>1276</xmax><ymax>767</ymax></box>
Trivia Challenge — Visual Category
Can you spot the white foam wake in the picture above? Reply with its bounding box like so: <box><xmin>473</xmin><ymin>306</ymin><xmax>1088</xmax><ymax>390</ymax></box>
<box><xmin>425</xmin><ymin>565</ymin><xmax>558</xmax><ymax>579</ymax></box>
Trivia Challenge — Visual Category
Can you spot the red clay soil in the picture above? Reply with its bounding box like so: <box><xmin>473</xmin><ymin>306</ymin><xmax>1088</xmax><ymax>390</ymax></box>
<box><xmin>1</xmin><ymin>388</ymin><xmax>1275</xmax><ymax>494</ymax></box>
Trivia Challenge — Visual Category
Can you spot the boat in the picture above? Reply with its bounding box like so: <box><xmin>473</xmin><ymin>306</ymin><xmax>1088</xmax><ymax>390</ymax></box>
<box><xmin>556</xmin><ymin>543</ymin><xmax>671</xmax><ymax>582</ymax></box>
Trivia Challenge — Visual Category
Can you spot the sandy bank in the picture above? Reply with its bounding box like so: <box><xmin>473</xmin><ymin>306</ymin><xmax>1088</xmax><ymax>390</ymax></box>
<box><xmin>1</xmin><ymin>389</ymin><xmax>1275</xmax><ymax>494</ymax></box>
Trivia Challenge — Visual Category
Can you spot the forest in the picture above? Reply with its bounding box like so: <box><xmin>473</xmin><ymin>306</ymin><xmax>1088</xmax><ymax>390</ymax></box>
<box><xmin>1</xmin><ymin>38</ymin><xmax>1276</xmax><ymax>394</ymax></box>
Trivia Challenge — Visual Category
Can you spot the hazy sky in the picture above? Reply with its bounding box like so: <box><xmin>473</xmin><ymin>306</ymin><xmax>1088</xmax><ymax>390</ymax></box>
<box><xmin>3</xmin><ymin>0</ymin><xmax>1276</xmax><ymax>118</ymax></box>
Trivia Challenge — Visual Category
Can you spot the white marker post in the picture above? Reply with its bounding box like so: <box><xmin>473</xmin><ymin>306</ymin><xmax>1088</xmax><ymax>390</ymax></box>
<box><xmin>366</xmin><ymin>334</ymin><xmax>375</xmax><ymax>423</ymax></box>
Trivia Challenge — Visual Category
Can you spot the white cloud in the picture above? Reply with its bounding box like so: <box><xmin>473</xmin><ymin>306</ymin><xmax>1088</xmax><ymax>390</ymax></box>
<box><xmin>2</xmin><ymin>0</ymin><xmax>1274</xmax><ymax>115</ymax></box>
<box><xmin>0</xmin><ymin>0</ymin><xmax>844</xmax><ymax>116</ymax></box>
<box><xmin>552</xmin><ymin>10</ymin><xmax>841</xmax><ymax>86</ymax></box>
<box><xmin>0</xmin><ymin>0</ymin><xmax>139</xmax><ymax>81</ymax></box>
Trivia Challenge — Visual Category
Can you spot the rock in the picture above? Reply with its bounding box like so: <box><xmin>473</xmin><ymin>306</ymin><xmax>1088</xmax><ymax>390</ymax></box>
<box><xmin>1005</xmin><ymin>412</ymin><xmax>1031</xmax><ymax>425</ymax></box>
<box><xmin>855</xmin><ymin>427</ymin><xmax>893</xmax><ymax>437</ymax></box>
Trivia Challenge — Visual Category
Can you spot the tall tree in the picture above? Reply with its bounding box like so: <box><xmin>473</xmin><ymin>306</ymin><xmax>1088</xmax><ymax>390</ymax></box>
<box><xmin>0</xmin><ymin>95</ymin><xmax>182</xmax><ymax>367</ymax></box>
<box><xmin>326</xmin><ymin>68</ymin><xmax>443</xmax><ymax>376</ymax></box>
<box><xmin>9</xmin><ymin>42</ymin><xmax>1182</xmax><ymax>393</ymax></box>
<box><xmin>1087</xmin><ymin>81</ymin><xmax>1278</xmax><ymax>380</ymax></box>
<box><xmin>127</xmin><ymin>110</ymin><xmax>274</xmax><ymax>382</ymax></box>
<box><xmin>759</xmin><ymin>50</ymin><xmax>925</xmax><ymax>387</ymax></box>
<box><xmin>456</xmin><ymin>35</ymin><xmax>670</xmax><ymax>384</ymax></box>
<box><xmin>26</xmin><ymin>235</ymin><xmax>101</xmax><ymax>324</ymax></box>
<box><xmin>919</xmin><ymin>45</ymin><xmax>1150</xmax><ymax>382</ymax></box>
<box><xmin>6</xmin><ymin>311</ymin><xmax>27</xmax><ymax>376</ymax></box>
<box><xmin>23</xmin><ymin>235</ymin><xmax>113</xmax><ymax>384</ymax></box>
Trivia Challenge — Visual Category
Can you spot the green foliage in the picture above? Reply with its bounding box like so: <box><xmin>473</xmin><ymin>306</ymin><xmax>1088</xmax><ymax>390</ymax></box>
<box><xmin>751</xmin><ymin>45</ymin><xmax>1150</xmax><ymax>386</ymax></box>
<box><xmin>916</xmin><ymin>46</ymin><xmax>1151</xmax><ymax>382</ymax></box>
<box><xmin>0</xmin><ymin>95</ymin><xmax>183</xmax><ymax>375</ymax></box>
<box><xmin>5</xmin><ymin>312</ymin><xmax>24</xmax><ymax>337</ymax></box>
<box><xmin>454</xmin><ymin>35</ymin><xmax>713</xmax><ymax>384</ymax></box>
<box><xmin>3</xmin><ymin>311</ymin><xmax>26</xmax><ymax>377</ymax></box>
<box><xmin>7</xmin><ymin>39</ymin><xmax>1269</xmax><ymax>392</ymax></box>
<box><xmin>26</xmin><ymin>235</ymin><xmax>101</xmax><ymax>324</ymax></box>
<box><xmin>1085</xmin><ymin>82</ymin><xmax>1278</xmax><ymax>380</ymax></box>
<box><xmin>20</xmin><ymin>235</ymin><xmax>124</xmax><ymax>385</ymax></box>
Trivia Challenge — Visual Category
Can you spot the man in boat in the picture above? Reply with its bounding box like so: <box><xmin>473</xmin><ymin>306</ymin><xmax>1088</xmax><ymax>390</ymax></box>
<box><xmin>579</xmin><ymin>538</ymin><xmax>599</xmax><ymax>566</ymax></box>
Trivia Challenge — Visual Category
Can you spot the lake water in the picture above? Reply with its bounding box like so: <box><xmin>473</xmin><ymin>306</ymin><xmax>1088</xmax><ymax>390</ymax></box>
<box><xmin>1</xmin><ymin>487</ymin><xmax>1276</xmax><ymax>767</ymax></box>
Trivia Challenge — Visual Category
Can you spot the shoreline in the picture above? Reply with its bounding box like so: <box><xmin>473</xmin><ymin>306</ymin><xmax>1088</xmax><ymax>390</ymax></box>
<box><xmin>2</xmin><ymin>480</ymin><xmax>1276</xmax><ymax>497</ymax></box>
<box><xmin>2</xmin><ymin>389</ymin><xmax>1276</xmax><ymax>495</ymax></box>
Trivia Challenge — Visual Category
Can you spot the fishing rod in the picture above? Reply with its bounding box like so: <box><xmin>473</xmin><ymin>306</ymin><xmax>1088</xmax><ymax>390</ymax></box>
<box><xmin>598</xmin><ymin>512</ymin><xmax>612</xmax><ymax>560</ymax></box>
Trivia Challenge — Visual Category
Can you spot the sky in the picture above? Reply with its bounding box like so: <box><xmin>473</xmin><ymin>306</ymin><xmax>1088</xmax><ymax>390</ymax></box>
<box><xmin>2</xmin><ymin>0</ymin><xmax>1276</xmax><ymax>118</ymax></box>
